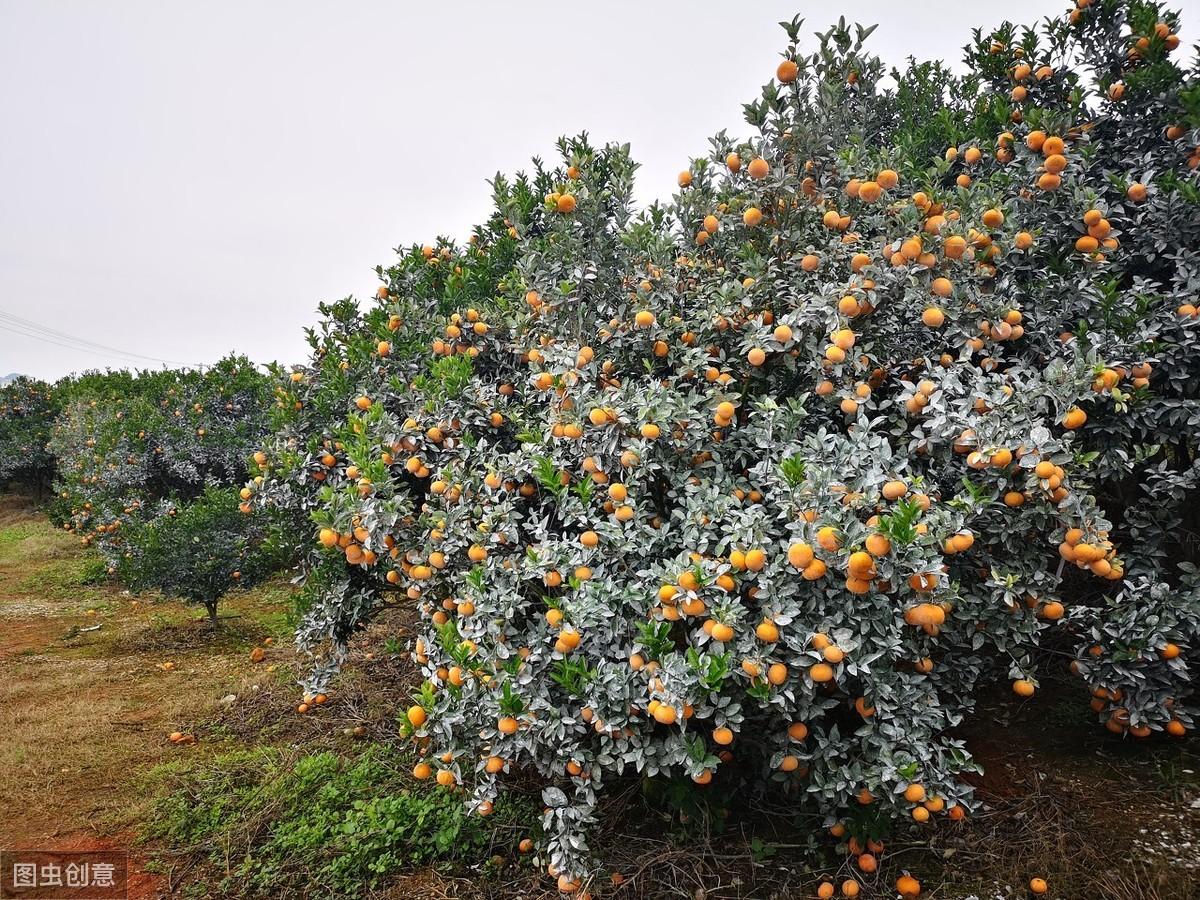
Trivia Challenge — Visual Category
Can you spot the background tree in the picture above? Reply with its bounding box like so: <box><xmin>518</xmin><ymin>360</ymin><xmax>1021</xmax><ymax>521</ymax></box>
<box><xmin>0</xmin><ymin>376</ymin><xmax>60</xmax><ymax>497</ymax></box>
<box><xmin>48</xmin><ymin>356</ymin><xmax>273</xmax><ymax>569</ymax></box>
<box><xmin>119</xmin><ymin>485</ymin><xmax>284</xmax><ymax>624</ymax></box>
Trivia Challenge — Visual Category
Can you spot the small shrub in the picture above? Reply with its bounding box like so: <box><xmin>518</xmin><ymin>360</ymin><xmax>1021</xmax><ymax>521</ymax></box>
<box><xmin>119</xmin><ymin>486</ymin><xmax>283</xmax><ymax>623</ymax></box>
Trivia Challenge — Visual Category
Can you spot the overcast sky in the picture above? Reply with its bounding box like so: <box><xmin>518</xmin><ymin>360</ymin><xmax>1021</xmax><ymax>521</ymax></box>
<box><xmin>0</xmin><ymin>0</ymin><xmax>1123</xmax><ymax>379</ymax></box>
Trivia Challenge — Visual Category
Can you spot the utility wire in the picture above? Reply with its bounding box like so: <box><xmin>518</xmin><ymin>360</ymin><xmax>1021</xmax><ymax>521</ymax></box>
<box><xmin>0</xmin><ymin>309</ymin><xmax>191</xmax><ymax>365</ymax></box>
<box><xmin>0</xmin><ymin>321</ymin><xmax>124</xmax><ymax>357</ymax></box>
<box><xmin>0</xmin><ymin>318</ymin><xmax>186</xmax><ymax>368</ymax></box>
<box><xmin>0</xmin><ymin>308</ymin><xmax>197</xmax><ymax>368</ymax></box>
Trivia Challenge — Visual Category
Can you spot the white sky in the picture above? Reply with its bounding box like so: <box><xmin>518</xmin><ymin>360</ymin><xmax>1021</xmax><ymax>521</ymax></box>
<box><xmin>0</xmin><ymin>0</ymin><xmax>1149</xmax><ymax>379</ymax></box>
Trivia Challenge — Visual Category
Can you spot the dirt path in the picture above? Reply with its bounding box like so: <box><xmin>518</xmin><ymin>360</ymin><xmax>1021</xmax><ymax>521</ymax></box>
<box><xmin>0</xmin><ymin>494</ymin><xmax>296</xmax><ymax>897</ymax></box>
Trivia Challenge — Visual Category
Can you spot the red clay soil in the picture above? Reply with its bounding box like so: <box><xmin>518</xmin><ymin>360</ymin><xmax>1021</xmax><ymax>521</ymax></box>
<box><xmin>3</xmin><ymin>834</ymin><xmax>166</xmax><ymax>900</ymax></box>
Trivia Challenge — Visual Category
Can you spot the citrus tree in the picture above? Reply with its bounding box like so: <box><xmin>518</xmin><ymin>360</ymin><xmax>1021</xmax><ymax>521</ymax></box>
<box><xmin>118</xmin><ymin>485</ymin><xmax>283</xmax><ymax>624</ymax></box>
<box><xmin>0</xmin><ymin>376</ymin><xmax>60</xmax><ymax>495</ymax></box>
<box><xmin>49</xmin><ymin>356</ymin><xmax>273</xmax><ymax>571</ymax></box>
<box><xmin>248</xmin><ymin>173</ymin><xmax>530</xmax><ymax>676</ymax></box>
<box><xmin>252</xmin><ymin>0</ymin><xmax>1199</xmax><ymax>889</ymax></box>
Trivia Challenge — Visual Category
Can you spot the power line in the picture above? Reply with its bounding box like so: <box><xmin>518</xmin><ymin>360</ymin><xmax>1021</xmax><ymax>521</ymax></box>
<box><xmin>0</xmin><ymin>320</ymin><xmax>121</xmax><ymax>357</ymax></box>
<box><xmin>0</xmin><ymin>309</ymin><xmax>191</xmax><ymax>365</ymax></box>
<box><xmin>0</xmin><ymin>321</ymin><xmax>177</xmax><ymax>367</ymax></box>
<box><xmin>0</xmin><ymin>308</ymin><xmax>198</xmax><ymax>368</ymax></box>
<box><xmin>0</xmin><ymin>318</ymin><xmax>187</xmax><ymax>368</ymax></box>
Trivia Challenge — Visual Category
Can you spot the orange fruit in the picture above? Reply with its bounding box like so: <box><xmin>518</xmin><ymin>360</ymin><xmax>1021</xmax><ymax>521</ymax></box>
<box><xmin>1062</xmin><ymin>407</ymin><xmax>1088</xmax><ymax>430</ymax></box>
<box><xmin>788</xmin><ymin>542</ymin><xmax>814</xmax><ymax>569</ymax></box>
<box><xmin>809</xmin><ymin>662</ymin><xmax>835</xmax><ymax>683</ymax></box>
<box><xmin>1040</xmin><ymin>601</ymin><xmax>1065</xmax><ymax>621</ymax></box>
<box><xmin>848</xmin><ymin>550</ymin><xmax>875</xmax><ymax>577</ymax></box>
<box><xmin>865</xmin><ymin>533</ymin><xmax>891</xmax><ymax>556</ymax></box>
<box><xmin>816</xmin><ymin>526</ymin><xmax>841</xmax><ymax>551</ymax></box>
<box><xmin>922</xmin><ymin>307</ymin><xmax>946</xmax><ymax>328</ymax></box>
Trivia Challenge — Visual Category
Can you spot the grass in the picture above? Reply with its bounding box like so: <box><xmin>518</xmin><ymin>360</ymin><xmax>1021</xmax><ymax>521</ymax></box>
<box><xmin>0</xmin><ymin>505</ymin><xmax>82</xmax><ymax>565</ymax></box>
<box><xmin>18</xmin><ymin>552</ymin><xmax>108</xmax><ymax>598</ymax></box>
<box><xmin>1152</xmin><ymin>750</ymin><xmax>1200</xmax><ymax>802</ymax></box>
<box><xmin>0</xmin><ymin>496</ymin><xmax>300</xmax><ymax>856</ymax></box>
<box><xmin>0</xmin><ymin>521</ymin><xmax>37</xmax><ymax>553</ymax></box>
<box><xmin>142</xmin><ymin>745</ymin><xmax>539</xmax><ymax>898</ymax></box>
<box><xmin>0</xmin><ymin>506</ymin><xmax>112</xmax><ymax>614</ymax></box>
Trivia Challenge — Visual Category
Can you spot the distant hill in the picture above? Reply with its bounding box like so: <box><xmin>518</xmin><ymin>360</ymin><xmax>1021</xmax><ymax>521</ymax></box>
<box><xmin>0</xmin><ymin>373</ymin><xmax>23</xmax><ymax>385</ymax></box>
